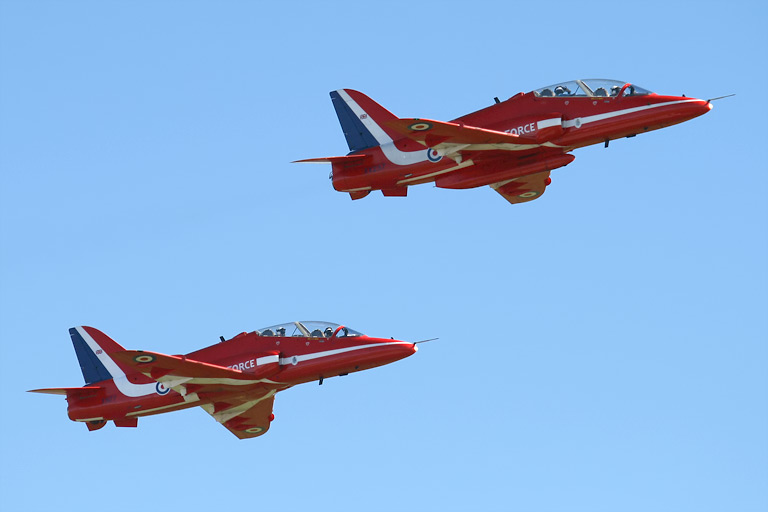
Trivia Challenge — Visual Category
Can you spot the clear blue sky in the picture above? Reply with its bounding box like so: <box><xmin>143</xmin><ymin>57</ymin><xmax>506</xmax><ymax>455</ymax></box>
<box><xmin>1</xmin><ymin>1</ymin><xmax>766</xmax><ymax>511</ymax></box>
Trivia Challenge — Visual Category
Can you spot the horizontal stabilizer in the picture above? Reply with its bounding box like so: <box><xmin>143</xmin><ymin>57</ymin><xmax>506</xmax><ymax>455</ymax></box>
<box><xmin>293</xmin><ymin>155</ymin><xmax>370</xmax><ymax>164</ymax></box>
<box><xmin>28</xmin><ymin>386</ymin><xmax>105</xmax><ymax>400</ymax></box>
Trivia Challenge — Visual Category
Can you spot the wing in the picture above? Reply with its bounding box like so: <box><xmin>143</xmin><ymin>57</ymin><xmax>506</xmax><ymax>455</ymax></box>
<box><xmin>113</xmin><ymin>350</ymin><xmax>281</xmax><ymax>439</ymax></box>
<box><xmin>491</xmin><ymin>171</ymin><xmax>551</xmax><ymax>205</ymax></box>
<box><xmin>200</xmin><ymin>390</ymin><xmax>277</xmax><ymax>439</ymax></box>
<box><xmin>386</xmin><ymin>118</ymin><xmax>555</xmax><ymax>164</ymax></box>
<box><xmin>112</xmin><ymin>350</ymin><xmax>261</xmax><ymax>384</ymax></box>
<box><xmin>387</xmin><ymin>118</ymin><xmax>537</xmax><ymax>146</ymax></box>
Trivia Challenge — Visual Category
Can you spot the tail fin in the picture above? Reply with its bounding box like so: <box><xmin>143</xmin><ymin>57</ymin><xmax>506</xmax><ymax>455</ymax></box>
<box><xmin>330</xmin><ymin>89</ymin><xmax>399</xmax><ymax>152</ymax></box>
<box><xmin>69</xmin><ymin>326</ymin><xmax>127</xmax><ymax>385</ymax></box>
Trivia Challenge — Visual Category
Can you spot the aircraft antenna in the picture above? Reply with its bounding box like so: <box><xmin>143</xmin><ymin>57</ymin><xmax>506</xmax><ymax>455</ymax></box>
<box><xmin>706</xmin><ymin>94</ymin><xmax>735</xmax><ymax>104</ymax></box>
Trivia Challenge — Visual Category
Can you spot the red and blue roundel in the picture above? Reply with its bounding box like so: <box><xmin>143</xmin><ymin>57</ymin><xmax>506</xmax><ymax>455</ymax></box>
<box><xmin>427</xmin><ymin>148</ymin><xmax>442</xmax><ymax>163</ymax></box>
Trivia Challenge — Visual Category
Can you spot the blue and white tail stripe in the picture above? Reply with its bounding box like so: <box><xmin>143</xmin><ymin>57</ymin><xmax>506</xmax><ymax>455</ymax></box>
<box><xmin>331</xmin><ymin>90</ymin><xmax>380</xmax><ymax>152</ymax></box>
<box><xmin>71</xmin><ymin>327</ymin><xmax>113</xmax><ymax>385</ymax></box>
<box><xmin>331</xmin><ymin>89</ymin><xmax>432</xmax><ymax>166</ymax></box>
<box><xmin>70</xmin><ymin>326</ymin><xmax>161</xmax><ymax>397</ymax></box>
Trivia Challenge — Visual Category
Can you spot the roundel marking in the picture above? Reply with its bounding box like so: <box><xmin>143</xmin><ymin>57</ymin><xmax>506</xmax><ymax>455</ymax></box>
<box><xmin>134</xmin><ymin>354</ymin><xmax>156</xmax><ymax>364</ymax></box>
<box><xmin>156</xmin><ymin>382</ymin><xmax>170</xmax><ymax>395</ymax></box>
<box><xmin>408</xmin><ymin>121</ymin><xmax>432</xmax><ymax>131</ymax></box>
<box><xmin>291</xmin><ymin>356</ymin><xmax>298</xmax><ymax>366</ymax></box>
<box><xmin>427</xmin><ymin>148</ymin><xmax>442</xmax><ymax>163</ymax></box>
<box><xmin>574</xmin><ymin>118</ymin><xmax>582</xmax><ymax>129</ymax></box>
<box><xmin>245</xmin><ymin>427</ymin><xmax>264</xmax><ymax>434</ymax></box>
<box><xmin>519</xmin><ymin>191</ymin><xmax>539</xmax><ymax>198</ymax></box>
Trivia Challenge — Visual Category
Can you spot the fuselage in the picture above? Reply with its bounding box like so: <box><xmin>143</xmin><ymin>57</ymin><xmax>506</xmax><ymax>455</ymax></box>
<box><xmin>65</xmin><ymin>325</ymin><xmax>416</xmax><ymax>424</ymax></box>
<box><xmin>328</xmin><ymin>80</ymin><xmax>711</xmax><ymax>196</ymax></box>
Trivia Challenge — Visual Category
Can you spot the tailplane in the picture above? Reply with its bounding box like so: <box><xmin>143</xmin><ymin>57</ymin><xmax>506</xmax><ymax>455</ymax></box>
<box><xmin>30</xmin><ymin>327</ymin><xmax>156</xmax><ymax>432</ymax></box>
<box><xmin>28</xmin><ymin>386</ymin><xmax>105</xmax><ymax>403</ymax></box>
<box><xmin>293</xmin><ymin>89</ymin><xmax>402</xmax><ymax>201</ymax></box>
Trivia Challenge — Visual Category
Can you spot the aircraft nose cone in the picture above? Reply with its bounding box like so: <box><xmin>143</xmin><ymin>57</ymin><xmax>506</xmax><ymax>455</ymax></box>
<box><xmin>365</xmin><ymin>339</ymin><xmax>417</xmax><ymax>367</ymax></box>
<box><xmin>394</xmin><ymin>340</ymin><xmax>417</xmax><ymax>360</ymax></box>
<box><xmin>667</xmin><ymin>97</ymin><xmax>712</xmax><ymax>124</ymax></box>
<box><xmin>691</xmin><ymin>98</ymin><xmax>713</xmax><ymax>116</ymax></box>
<box><xmin>397</xmin><ymin>341</ymin><xmax>417</xmax><ymax>357</ymax></box>
<box><xmin>365</xmin><ymin>339</ymin><xmax>418</xmax><ymax>364</ymax></box>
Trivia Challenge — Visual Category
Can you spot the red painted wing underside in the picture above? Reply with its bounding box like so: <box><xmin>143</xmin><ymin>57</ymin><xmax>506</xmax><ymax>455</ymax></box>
<box><xmin>492</xmin><ymin>171</ymin><xmax>552</xmax><ymax>205</ymax></box>
<box><xmin>114</xmin><ymin>350</ymin><xmax>278</xmax><ymax>439</ymax></box>
<box><xmin>202</xmin><ymin>391</ymin><xmax>276</xmax><ymax>439</ymax></box>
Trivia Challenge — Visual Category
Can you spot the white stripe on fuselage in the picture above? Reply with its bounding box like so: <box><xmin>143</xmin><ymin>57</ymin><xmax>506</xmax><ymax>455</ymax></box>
<box><xmin>561</xmin><ymin>98</ymin><xmax>702</xmax><ymax>128</ymax></box>
<box><xmin>536</xmin><ymin>117</ymin><xmax>561</xmax><ymax>129</ymax></box>
<box><xmin>279</xmin><ymin>340</ymin><xmax>414</xmax><ymax>365</ymax></box>
<box><xmin>256</xmin><ymin>354</ymin><xmax>279</xmax><ymax>366</ymax></box>
<box><xmin>76</xmin><ymin>326</ymin><xmax>158</xmax><ymax>397</ymax></box>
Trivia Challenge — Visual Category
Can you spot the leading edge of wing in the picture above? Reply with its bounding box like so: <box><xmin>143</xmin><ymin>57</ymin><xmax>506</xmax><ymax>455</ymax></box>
<box><xmin>386</xmin><ymin>118</ymin><xmax>539</xmax><ymax>146</ymax></box>
<box><xmin>112</xmin><ymin>350</ymin><xmax>256</xmax><ymax>382</ymax></box>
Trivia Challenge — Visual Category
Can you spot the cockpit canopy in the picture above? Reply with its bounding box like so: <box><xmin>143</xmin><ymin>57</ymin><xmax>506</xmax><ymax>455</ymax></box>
<box><xmin>533</xmin><ymin>79</ymin><xmax>653</xmax><ymax>98</ymax></box>
<box><xmin>256</xmin><ymin>320</ymin><xmax>363</xmax><ymax>338</ymax></box>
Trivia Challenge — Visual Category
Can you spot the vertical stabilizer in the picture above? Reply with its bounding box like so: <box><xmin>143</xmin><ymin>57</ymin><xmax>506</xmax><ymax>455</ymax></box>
<box><xmin>70</xmin><ymin>326</ymin><xmax>125</xmax><ymax>385</ymax></box>
<box><xmin>330</xmin><ymin>89</ymin><xmax>399</xmax><ymax>152</ymax></box>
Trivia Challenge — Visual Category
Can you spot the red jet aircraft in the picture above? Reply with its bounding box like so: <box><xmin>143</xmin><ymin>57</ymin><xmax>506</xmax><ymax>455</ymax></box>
<box><xmin>30</xmin><ymin>322</ymin><xmax>418</xmax><ymax>439</ymax></box>
<box><xmin>297</xmin><ymin>79</ymin><xmax>713</xmax><ymax>204</ymax></box>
